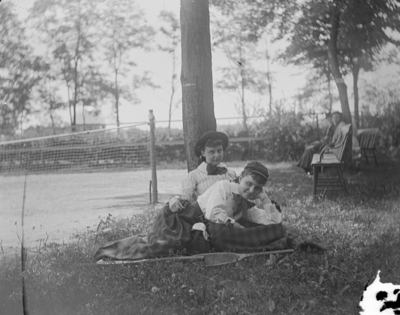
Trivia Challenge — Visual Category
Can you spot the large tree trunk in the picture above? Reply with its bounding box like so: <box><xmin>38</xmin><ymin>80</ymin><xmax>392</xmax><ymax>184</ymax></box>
<box><xmin>328</xmin><ymin>4</ymin><xmax>351</xmax><ymax>124</ymax></box>
<box><xmin>352</xmin><ymin>61</ymin><xmax>360</xmax><ymax>128</ymax></box>
<box><xmin>180</xmin><ymin>0</ymin><xmax>216</xmax><ymax>172</ymax></box>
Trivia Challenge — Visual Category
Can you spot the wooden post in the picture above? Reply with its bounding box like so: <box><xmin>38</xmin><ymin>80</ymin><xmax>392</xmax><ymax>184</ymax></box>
<box><xmin>149</xmin><ymin>110</ymin><xmax>158</xmax><ymax>203</ymax></box>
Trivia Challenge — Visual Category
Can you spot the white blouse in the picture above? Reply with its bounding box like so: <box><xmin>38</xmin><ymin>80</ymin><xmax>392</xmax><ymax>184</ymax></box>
<box><xmin>196</xmin><ymin>180</ymin><xmax>282</xmax><ymax>226</ymax></box>
<box><xmin>180</xmin><ymin>162</ymin><xmax>236</xmax><ymax>202</ymax></box>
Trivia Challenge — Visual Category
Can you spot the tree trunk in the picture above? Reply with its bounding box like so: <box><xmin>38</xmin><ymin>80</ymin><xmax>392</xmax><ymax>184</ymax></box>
<box><xmin>180</xmin><ymin>0</ymin><xmax>216</xmax><ymax>172</ymax></box>
<box><xmin>327</xmin><ymin>4</ymin><xmax>351</xmax><ymax>124</ymax></box>
<box><xmin>168</xmin><ymin>85</ymin><xmax>175</xmax><ymax>134</ymax></box>
<box><xmin>327</xmin><ymin>65</ymin><xmax>332</xmax><ymax>113</ymax></box>
<box><xmin>49</xmin><ymin>106</ymin><xmax>56</xmax><ymax>135</ymax></box>
<box><xmin>72</xmin><ymin>56</ymin><xmax>79</xmax><ymax>132</ymax></box>
<box><xmin>114</xmin><ymin>68</ymin><xmax>120</xmax><ymax>127</ymax></box>
<box><xmin>82</xmin><ymin>103</ymin><xmax>86</xmax><ymax>131</ymax></box>
<box><xmin>240</xmin><ymin>62</ymin><xmax>249</xmax><ymax>135</ymax></box>
<box><xmin>237</xmin><ymin>43</ymin><xmax>249</xmax><ymax>135</ymax></box>
<box><xmin>168</xmin><ymin>50</ymin><xmax>177</xmax><ymax>135</ymax></box>
<box><xmin>265</xmin><ymin>37</ymin><xmax>273</xmax><ymax>115</ymax></box>
<box><xmin>352</xmin><ymin>60</ymin><xmax>360</xmax><ymax>128</ymax></box>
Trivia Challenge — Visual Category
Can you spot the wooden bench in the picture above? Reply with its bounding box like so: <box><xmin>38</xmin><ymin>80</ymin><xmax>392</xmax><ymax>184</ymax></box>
<box><xmin>311</xmin><ymin>124</ymin><xmax>352</xmax><ymax>196</ymax></box>
<box><xmin>357</xmin><ymin>128</ymin><xmax>379</xmax><ymax>166</ymax></box>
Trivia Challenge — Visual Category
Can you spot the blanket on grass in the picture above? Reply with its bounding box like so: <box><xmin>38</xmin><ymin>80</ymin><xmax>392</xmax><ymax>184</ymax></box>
<box><xmin>94</xmin><ymin>200</ymin><xmax>324</xmax><ymax>262</ymax></box>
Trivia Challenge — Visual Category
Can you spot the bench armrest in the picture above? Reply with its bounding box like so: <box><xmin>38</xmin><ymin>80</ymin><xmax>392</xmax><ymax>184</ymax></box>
<box><xmin>319</xmin><ymin>143</ymin><xmax>341</xmax><ymax>162</ymax></box>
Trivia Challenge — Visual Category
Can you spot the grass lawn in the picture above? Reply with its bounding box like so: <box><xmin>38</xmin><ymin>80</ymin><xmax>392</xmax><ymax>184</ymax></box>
<box><xmin>1</xmin><ymin>155</ymin><xmax>400</xmax><ymax>315</ymax></box>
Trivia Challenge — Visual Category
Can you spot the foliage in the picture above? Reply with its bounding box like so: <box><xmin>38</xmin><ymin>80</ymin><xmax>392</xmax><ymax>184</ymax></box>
<box><xmin>0</xmin><ymin>2</ymin><xmax>43</xmax><ymax>136</ymax></box>
<box><xmin>213</xmin><ymin>0</ymin><xmax>400</xmax><ymax>124</ymax></box>
<box><xmin>29</xmin><ymin>0</ymin><xmax>106</xmax><ymax>129</ymax></box>
<box><xmin>153</xmin><ymin>112</ymin><xmax>324</xmax><ymax>163</ymax></box>
<box><xmin>1</xmin><ymin>159</ymin><xmax>400</xmax><ymax>314</ymax></box>
<box><xmin>158</xmin><ymin>10</ymin><xmax>181</xmax><ymax>132</ymax></box>
<box><xmin>101</xmin><ymin>0</ymin><xmax>155</xmax><ymax>127</ymax></box>
<box><xmin>379</xmin><ymin>103</ymin><xmax>400</xmax><ymax>159</ymax></box>
<box><xmin>211</xmin><ymin>3</ymin><xmax>270</xmax><ymax>133</ymax></box>
<box><xmin>361</xmin><ymin>103</ymin><xmax>400</xmax><ymax>160</ymax></box>
<box><xmin>254</xmin><ymin>112</ymin><xmax>320</xmax><ymax>162</ymax></box>
<box><xmin>296</xmin><ymin>69</ymin><xmax>339</xmax><ymax>115</ymax></box>
<box><xmin>277</xmin><ymin>0</ymin><xmax>400</xmax><ymax>125</ymax></box>
<box><xmin>32</xmin><ymin>64</ymin><xmax>66</xmax><ymax>134</ymax></box>
<box><xmin>361</xmin><ymin>69</ymin><xmax>400</xmax><ymax>158</ymax></box>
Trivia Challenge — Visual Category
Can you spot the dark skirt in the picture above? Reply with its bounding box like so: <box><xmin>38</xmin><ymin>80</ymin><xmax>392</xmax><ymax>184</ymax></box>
<box><xmin>297</xmin><ymin>142</ymin><xmax>322</xmax><ymax>171</ymax></box>
<box><xmin>94</xmin><ymin>201</ymin><xmax>288</xmax><ymax>261</ymax></box>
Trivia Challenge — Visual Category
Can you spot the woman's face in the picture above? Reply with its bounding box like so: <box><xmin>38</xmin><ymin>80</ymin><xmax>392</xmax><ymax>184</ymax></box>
<box><xmin>238</xmin><ymin>175</ymin><xmax>264</xmax><ymax>200</ymax></box>
<box><xmin>332</xmin><ymin>113</ymin><xmax>341</xmax><ymax>126</ymax></box>
<box><xmin>201</xmin><ymin>144</ymin><xmax>224</xmax><ymax>165</ymax></box>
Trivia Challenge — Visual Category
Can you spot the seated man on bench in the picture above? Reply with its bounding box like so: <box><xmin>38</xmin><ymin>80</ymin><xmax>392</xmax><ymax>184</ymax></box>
<box><xmin>297</xmin><ymin>111</ymin><xmax>345</xmax><ymax>174</ymax></box>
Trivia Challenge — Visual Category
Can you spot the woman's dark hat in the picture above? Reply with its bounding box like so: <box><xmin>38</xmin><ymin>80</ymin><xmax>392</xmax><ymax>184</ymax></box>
<box><xmin>243</xmin><ymin>161</ymin><xmax>269</xmax><ymax>181</ymax></box>
<box><xmin>194</xmin><ymin>131</ymin><xmax>229</xmax><ymax>157</ymax></box>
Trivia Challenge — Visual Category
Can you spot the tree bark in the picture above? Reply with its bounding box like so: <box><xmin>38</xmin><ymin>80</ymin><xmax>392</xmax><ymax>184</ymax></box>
<box><xmin>326</xmin><ymin>65</ymin><xmax>332</xmax><ymax>113</ymax></box>
<box><xmin>352</xmin><ymin>60</ymin><xmax>360</xmax><ymax>128</ymax></box>
<box><xmin>239</xmin><ymin>47</ymin><xmax>249</xmax><ymax>135</ymax></box>
<box><xmin>265</xmin><ymin>37</ymin><xmax>273</xmax><ymax>115</ymax></box>
<box><xmin>114</xmin><ymin>68</ymin><xmax>120</xmax><ymax>127</ymax></box>
<box><xmin>180</xmin><ymin>0</ymin><xmax>216</xmax><ymax>172</ymax></box>
<box><xmin>327</xmin><ymin>4</ymin><xmax>351</xmax><ymax>124</ymax></box>
<box><xmin>168</xmin><ymin>49</ymin><xmax>177</xmax><ymax>134</ymax></box>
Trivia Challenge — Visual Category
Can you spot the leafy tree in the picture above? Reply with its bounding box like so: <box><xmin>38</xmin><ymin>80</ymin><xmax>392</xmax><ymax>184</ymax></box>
<box><xmin>30</xmin><ymin>0</ymin><xmax>104</xmax><ymax>131</ymax></box>
<box><xmin>278</xmin><ymin>0</ymin><xmax>384</xmax><ymax>125</ymax></box>
<box><xmin>213</xmin><ymin>0</ymin><xmax>400</xmax><ymax>125</ymax></box>
<box><xmin>181</xmin><ymin>0</ymin><xmax>217</xmax><ymax>171</ymax></box>
<box><xmin>33</xmin><ymin>65</ymin><xmax>65</xmax><ymax>134</ymax></box>
<box><xmin>78</xmin><ymin>65</ymin><xmax>109</xmax><ymax>129</ymax></box>
<box><xmin>296</xmin><ymin>60</ymin><xmax>341</xmax><ymax>116</ymax></box>
<box><xmin>0</xmin><ymin>2</ymin><xmax>42</xmax><ymax>136</ymax></box>
<box><xmin>211</xmin><ymin>5</ymin><xmax>269</xmax><ymax>134</ymax></box>
<box><xmin>264</xmin><ymin>34</ymin><xmax>275</xmax><ymax>114</ymax></box>
<box><xmin>101</xmin><ymin>0</ymin><xmax>155</xmax><ymax>127</ymax></box>
<box><xmin>158</xmin><ymin>10</ymin><xmax>181</xmax><ymax>134</ymax></box>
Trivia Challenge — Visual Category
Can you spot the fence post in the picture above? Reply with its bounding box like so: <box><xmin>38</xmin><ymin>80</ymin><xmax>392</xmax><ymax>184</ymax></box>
<box><xmin>149</xmin><ymin>110</ymin><xmax>158</xmax><ymax>203</ymax></box>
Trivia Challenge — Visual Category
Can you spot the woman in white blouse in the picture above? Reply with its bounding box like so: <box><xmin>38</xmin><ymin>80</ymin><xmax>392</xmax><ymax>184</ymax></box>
<box><xmin>169</xmin><ymin>131</ymin><xmax>237</xmax><ymax>211</ymax></box>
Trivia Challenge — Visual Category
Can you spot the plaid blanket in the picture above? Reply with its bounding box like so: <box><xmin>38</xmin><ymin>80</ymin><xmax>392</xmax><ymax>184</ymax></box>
<box><xmin>94</xmin><ymin>200</ymin><xmax>296</xmax><ymax>261</ymax></box>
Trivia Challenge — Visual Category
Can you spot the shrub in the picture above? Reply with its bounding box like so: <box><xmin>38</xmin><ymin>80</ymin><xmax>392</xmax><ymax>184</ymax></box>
<box><xmin>251</xmin><ymin>112</ymin><xmax>320</xmax><ymax>162</ymax></box>
<box><xmin>361</xmin><ymin>102</ymin><xmax>400</xmax><ymax>159</ymax></box>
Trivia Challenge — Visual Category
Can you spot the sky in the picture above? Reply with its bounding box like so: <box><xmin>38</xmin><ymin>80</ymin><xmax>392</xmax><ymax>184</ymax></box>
<box><xmin>5</xmin><ymin>0</ymin><xmax>400</xmax><ymax>130</ymax></box>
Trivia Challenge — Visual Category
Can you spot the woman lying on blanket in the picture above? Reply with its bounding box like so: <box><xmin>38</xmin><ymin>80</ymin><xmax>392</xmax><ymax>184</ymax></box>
<box><xmin>94</xmin><ymin>161</ymin><xmax>289</xmax><ymax>262</ymax></box>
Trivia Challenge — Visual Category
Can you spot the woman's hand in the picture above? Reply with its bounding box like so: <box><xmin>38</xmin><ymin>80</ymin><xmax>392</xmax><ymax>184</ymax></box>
<box><xmin>233</xmin><ymin>222</ymin><xmax>245</xmax><ymax>229</ymax></box>
<box><xmin>224</xmin><ymin>218</ymin><xmax>244</xmax><ymax>229</ymax></box>
<box><xmin>257</xmin><ymin>191</ymin><xmax>271</xmax><ymax>204</ymax></box>
<box><xmin>169</xmin><ymin>196</ymin><xmax>184</xmax><ymax>212</ymax></box>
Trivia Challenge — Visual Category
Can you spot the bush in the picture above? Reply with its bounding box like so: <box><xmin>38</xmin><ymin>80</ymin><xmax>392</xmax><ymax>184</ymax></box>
<box><xmin>361</xmin><ymin>102</ymin><xmax>400</xmax><ymax>159</ymax></box>
<box><xmin>250</xmin><ymin>112</ymin><xmax>320</xmax><ymax>162</ymax></box>
<box><xmin>152</xmin><ymin>113</ymin><xmax>324</xmax><ymax>163</ymax></box>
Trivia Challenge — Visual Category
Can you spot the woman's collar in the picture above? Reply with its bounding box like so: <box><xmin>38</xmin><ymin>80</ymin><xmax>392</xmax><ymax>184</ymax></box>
<box><xmin>230</xmin><ymin>182</ymin><xmax>240</xmax><ymax>195</ymax></box>
<box><xmin>198</xmin><ymin>161</ymin><xmax>227</xmax><ymax>172</ymax></box>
